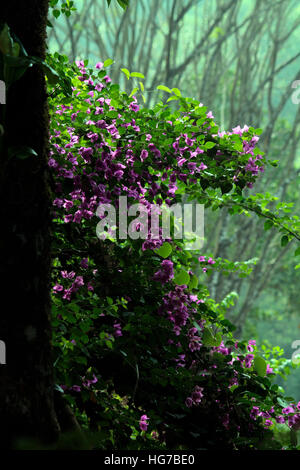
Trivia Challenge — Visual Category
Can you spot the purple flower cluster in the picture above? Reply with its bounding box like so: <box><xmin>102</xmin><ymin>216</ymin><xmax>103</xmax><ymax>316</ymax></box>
<box><xmin>187</xmin><ymin>327</ymin><xmax>202</xmax><ymax>352</ymax></box>
<box><xmin>53</xmin><ymin>271</ymin><xmax>85</xmax><ymax>301</ymax></box>
<box><xmin>250</xmin><ymin>401</ymin><xmax>300</xmax><ymax>430</ymax></box>
<box><xmin>158</xmin><ymin>286</ymin><xmax>196</xmax><ymax>334</ymax></box>
<box><xmin>185</xmin><ymin>385</ymin><xmax>204</xmax><ymax>408</ymax></box>
<box><xmin>48</xmin><ymin>61</ymin><xmax>279</xmax><ymax>445</ymax></box>
<box><xmin>82</xmin><ymin>373</ymin><xmax>98</xmax><ymax>388</ymax></box>
<box><xmin>153</xmin><ymin>260</ymin><xmax>174</xmax><ymax>284</ymax></box>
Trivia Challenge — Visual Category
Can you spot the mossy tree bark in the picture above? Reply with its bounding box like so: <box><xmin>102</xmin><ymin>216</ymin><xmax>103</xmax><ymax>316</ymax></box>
<box><xmin>0</xmin><ymin>0</ymin><xmax>60</xmax><ymax>448</ymax></box>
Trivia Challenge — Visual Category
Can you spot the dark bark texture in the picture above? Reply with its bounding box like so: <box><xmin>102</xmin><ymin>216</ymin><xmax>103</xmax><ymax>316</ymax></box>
<box><xmin>0</xmin><ymin>0</ymin><xmax>60</xmax><ymax>448</ymax></box>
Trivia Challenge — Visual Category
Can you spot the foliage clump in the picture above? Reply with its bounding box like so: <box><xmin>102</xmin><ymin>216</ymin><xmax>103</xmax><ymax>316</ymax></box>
<box><xmin>48</xmin><ymin>54</ymin><xmax>300</xmax><ymax>450</ymax></box>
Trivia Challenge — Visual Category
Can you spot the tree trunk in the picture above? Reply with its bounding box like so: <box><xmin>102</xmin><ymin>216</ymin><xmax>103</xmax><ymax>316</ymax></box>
<box><xmin>0</xmin><ymin>0</ymin><xmax>60</xmax><ymax>448</ymax></box>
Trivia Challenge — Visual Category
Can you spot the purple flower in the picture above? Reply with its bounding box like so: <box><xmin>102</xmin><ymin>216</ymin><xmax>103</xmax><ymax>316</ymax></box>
<box><xmin>244</xmin><ymin>353</ymin><xmax>254</xmax><ymax>368</ymax></box>
<box><xmin>80</xmin><ymin>258</ymin><xmax>88</xmax><ymax>269</ymax></box>
<box><xmin>48</xmin><ymin>158</ymin><xmax>59</xmax><ymax>168</ymax></box>
<box><xmin>113</xmin><ymin>323</ymin><xmax>123</xmax><ymax>337</ymax></box>
<box><xmin>80</xmin><ymin>147</ymin><xmax>93</xmax><ymax>162</ymax></box>
<box><xmin>250</xmin><ymin>406</ymin><xmax>260</xmax><ymax>420</ymax></box>
<box><xmin>191</xmin><ymin>385</ymin><xmax>204</xmax><ymax>404</ymax></box>
<box><xmin>83</xmin><ymin>374</ymin><xmax>98</xmax><ymax>388</ymax></box>
<box><xmin>129</xmin><ymin>102</ymin><xmax>140</xmax><ymax>112</ymax></box>
<box><xmin>153</xmin><ymin>260</ymin><xmax>174</xmax><ymax>284</ymax></box>
<box><xmin>73</xmin><ymin>276</ymin><xmax>84</xmax><ymax>288</ymax></box>
<box><xmin>139</xmin><ymin>414</ymin><xmax>149</xmax><ymax>431</ymax></box>
<box><xmin>264</xmin><ymin>419</ymin><xmax>273</xmax><ymax>428</ymax></box>
<box><xmin>140</xmin><ymin>149</ymin><xmax>148</xmax><ymax>162</ymax></box>
<box><xmin>63</xmin><ymin>199</ymin><xmax>73</xmax><ymax>212</ymax></box>
<box><xmin>198</xmin><ymin>162</ymin><xmax>208</xmax><ymax>170</ymax></box>
<box><xmin>185</xmin><ymin>397</ymin><xmax>193</xmax><ymax>408</ymax></box>
<box><xmin>61</xmin><ymin>271</ymin><xmax>75</xmax><ymax>279</ymax></box>
<box><xmin>114</xmin><ymin>170</ymin><xmax>124</xmax><ymax>180</ymax></box>
<box><xmin>289</xmin><ymin>414</ymin><xmax>300</xmax><ymax>430</ymax></box>
<box><xmin>53</xmin><ymin>284</ymin><xmax>63</xmax><ymax>293</ymax></box>
<box><xmin>247</xmin><ymin>339</ymin><xmax>256</xmax><ymax>352</ymax></box>
<box><xmin>282</xmin><ymin>406</ymin><xmax>294</xmax><ymax>414</ymax></box>
<box><xmin>187</xmin><ymin>162</ymin><xmax>197</xmax><ymax>172</ymax></box>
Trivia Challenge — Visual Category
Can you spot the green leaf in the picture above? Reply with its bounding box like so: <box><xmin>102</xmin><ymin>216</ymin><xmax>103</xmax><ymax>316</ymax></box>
<box><xmin>193</xmin><ymin>321</ymin><xmax>202</xmax><ymax>334</ymax></box>
<box><xmin>53</xmin><ymin>9</ymin><xmax>61</xmax><ymax>18</ymax></box>
<box><xmin>130</xmin><ymin>72</ymin><xmax>145</xmax><ymax>79</ymax></box>
<box><xmin>104</xmin><ymin>58</ymin><xmax>114</xmax><ymax>67</ymax></box>
<box><xmin>139</xmin><ymin>81</ymin><xmax>144</xmax><ymax>92</ymax></box>
<box><xmin>155</xmin><ymin>242</ymin><xmax>172</xmax><ymax>259</ymax></box>
<box><xmin>117</xmin><ymin>0</ymin><xmax>129</xmax><ymax>9</ymax></box>
<box><xmin>294</xmin><ymin>246</ymin><xmax>300</xmax><ymax>257</ymax></box>
<box><xmin>173</xmin><ymin>269</ymin><xmax>190</xmax><ymax>286</ymax></box>
<box><xmin>42</xmin><ymin>63</ymin><xmax>59</xmax><ymax>84</ymax></box>
<box><xmin>121</xmin><ymin>68</ymin><xmax>130</xmax><ymax>80</ymax></box>
<box><xmin>172</xmin><ymin>87</ymin><xmax>181</xmax><ymax>97</ymax></box>
<box><xmin>133</xmin><ymin>161</ymin><xmax>142</xmax><ymax>174</ymax></box>
<box><xmin>107</xmin><ymin>110</ymin><xmax>118</xmax><ymax>119</ymax></box>
<box><xmin>157</xmin><ymin>85</ymin><xmax>172</xmax><ymax>93</ymax></box>
<box><xmin>254</xmin><ymin>356</ymin><xmax>267</xmax><ymax>377</ymax></box>
<box><xmin>202</xmin><ymin>328</ymin><xmax>222</xmax><ymax>347</ymax></box>
<box><xmin>129</xmin><ymin>87</ymin><xmax>139</xmax><ymax>97</ymax></box>
<box><xmin>166</xmin><ymin>96</ymin><xmax>179</xmax><ymax>102</ymax></box>
<box><xmin>110</xmin><ymin>83</ymin><xmax>120</xmax><ymax>95</ymax></box>
<box><xmin>264</xmin><ymin>220</ymin><xmax>274</xmax><ymax>231</ymax></box>
<box><xmin>204</xmin><ymin>141</ymin><xmax>216</xmax><ymax>150</ymax></box>
<box><xmin>277</xmin><ymin>397</ymin><xmax>289</xmax><ymax>407</ymax></box>
<box><xmin>220</xmin><ymin>181</ymin><xmax>233</xmax><ymax>194</ymax></box>
<box><xmin>189</xmin><ymin>274</ymin><xmax>198</xmax><ymax>289</ymax></box>
<box><xmin>281</xmin><ymin>235</ymin><xmax>289</xmax><ymax>247</ymax></box>
<box><xmin>233</xmin><ymin>142</ymin><xmax>243</xmax><ymax>152</ymax></box>
<box><xmin>8</xmin><ymin>145</ymin><xmax>38</xmax><ymax>160</ymax></box>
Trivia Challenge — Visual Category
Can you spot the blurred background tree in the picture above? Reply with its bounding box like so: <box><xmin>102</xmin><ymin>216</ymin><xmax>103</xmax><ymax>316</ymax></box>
<box><xmin>47</xmin><ymin>0</ymin><xmax>300</xmax><ymax>399</ymax></box>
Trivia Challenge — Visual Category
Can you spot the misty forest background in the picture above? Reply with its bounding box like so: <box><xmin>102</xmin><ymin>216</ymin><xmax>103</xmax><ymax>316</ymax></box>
<box><xmin>47</xmin><ymin>0</ymin><xmax>300</xmax><ymax>400</ymax></box>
